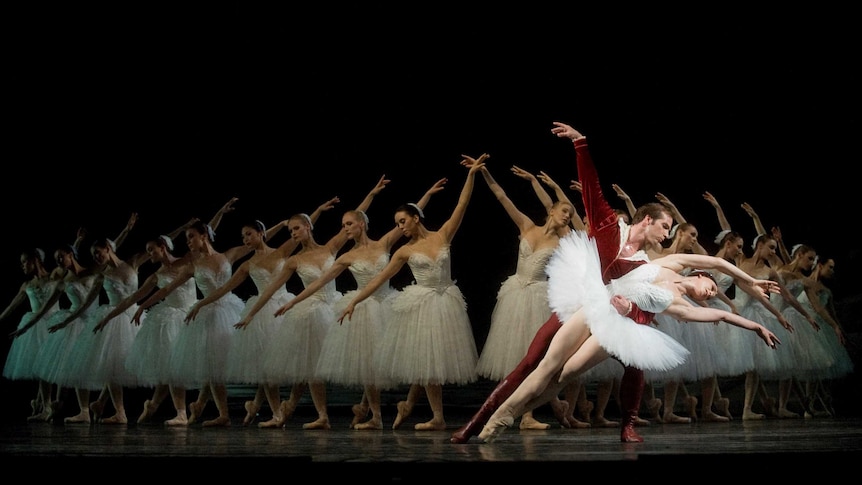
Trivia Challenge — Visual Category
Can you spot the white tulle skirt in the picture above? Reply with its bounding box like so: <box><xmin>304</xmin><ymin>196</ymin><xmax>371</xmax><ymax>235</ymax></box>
<box><xmin>169</xmin><ymin>294</ymin><xmax>242</xmax><ymax>388</ymax></box>
<box><xmin>374</xmin><ymin>283</ymin><xmax>478</xmax><ymax>386</ymax></box>
<box><xmin>546</xmin><ymin>231</ymin><xmax>689</xmax><ymax>373</ymax></box>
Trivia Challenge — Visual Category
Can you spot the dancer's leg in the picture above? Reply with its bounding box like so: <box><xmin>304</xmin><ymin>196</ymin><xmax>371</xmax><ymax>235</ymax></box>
<box><xmin>302</xmin><ymin>381</ymin><xmax>330</xmax><ymax>430</ymax></box>
<box><xmin>354</xmin><ymin>385</ymin><xmax>382</xmax><ymax>430</ymax></box>
<box><xmin>479</xmin><ymin>317</ymin><xmax>591</xmax><ymax>443</ymax></box>
<box><xmin>202</xmin><ymin>383</ymin><xmax>231</xmax><ymax>427</ymax></box>
<box><xmin>415</xmin><ymin>384</ymin><xmax>446</xmax><ymax>431</ymax></box>
<box><xmin>393</xmin><ymin>384</ymin><xmax>423</xmax><ymax>430</ymax></box>
<box><xmin>450</xmin><ymin>314</ymin><xmax>562</xmax><ymax>443</ymax></box>
<box><xmin>164</xmin><ymin>385</ymin><xmax>188</xmax><ymax>426</ymax></box>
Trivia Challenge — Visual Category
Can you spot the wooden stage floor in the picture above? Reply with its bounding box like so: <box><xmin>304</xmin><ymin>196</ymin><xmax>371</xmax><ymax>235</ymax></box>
<box><xmin>3</xmin><ymin>391</ymin><xmax>861</xmax><ymax>479</ymax></box>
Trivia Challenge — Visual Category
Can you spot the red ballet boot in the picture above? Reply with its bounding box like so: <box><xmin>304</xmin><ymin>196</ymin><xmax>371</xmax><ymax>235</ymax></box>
<box><xmin>450</xmin><ymin>379</ymin><xmax>511</xmax><ymax>444</ymax></box>
<box><xmin>619</xmin><ymin>365</ymin><xmax>645</xmax><ymax>443</ymax></box>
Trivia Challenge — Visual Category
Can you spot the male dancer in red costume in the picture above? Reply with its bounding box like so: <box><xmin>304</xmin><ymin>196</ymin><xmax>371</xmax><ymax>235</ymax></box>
<box><xmin>450</xmin><ymin>121</ymin><xmax>673</xmax><ymax>443</ymax></box>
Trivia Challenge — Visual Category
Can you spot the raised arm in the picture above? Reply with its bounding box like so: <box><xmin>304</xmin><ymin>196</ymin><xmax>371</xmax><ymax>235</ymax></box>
<box><xmin>538</xmin><ymin>170</ymin><xmax>585</xmax><ymax>232</ymax></box>
<box><xmin>208</xmin><ymin>197</ymin><xmax>239</xmax><ymax>232</ymax></box>
<box><xmin>655</xmin><ymin>192</ymin><xmax>686</xmax><ymax>225</ymax></box>
<box><xmin>611</xmin><ymin>184</ymin><xmax>637</xmax><ymax>219</ymax></box>
<box><xmin>702</xmin><ymin>191</ymin><xmax>731</xmax><ymax>232</ymax></box>
<box><xmin>112</xmin><ymin>212</ymin><xmax>138</xmax><ymax>252</ymax></box>
<box><xmin>438</xmin><ymin>153</ymin><xmax>487</xmax><ymax>242</ymax></box>
<box><xmin>325</xmin><ymin>176</ymin><xmax>390</xmax><ymax>253</ymax></box>
<box><xmin>741</xmin><ymin>202</ymin><xmax>768</xmax><ymax>237</ymax></box>
<box><xmin>511</xmin><ymin>165</ymin><xmax>553</xmax><ymax>210</ymax></box>
<box><xmin>379</xmin><ymin>178</ymin><xmax>448</xmax><ymax>249</ymax></box>
<box><xmin>479</xmin><ymin>163</ymin><xmax>535</xmax><ymax>233</ymax></box>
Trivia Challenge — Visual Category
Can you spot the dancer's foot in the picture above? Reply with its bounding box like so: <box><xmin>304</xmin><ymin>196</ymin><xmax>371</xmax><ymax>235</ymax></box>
<box><xmin>278</xmin><ymin>401</ymin><xmax>297</xmax><ymax>427</ymax></box>
<box><xmin>621</xmin><ymin>424</ymin><xmax>644</xmax><ymax>443</ymax></box>
<box><xmin>137</xmin><ymin>400</ymin><xmax>158</xmax><ymax>424</ymax></box>
<box><xmin>89</xmin><ymin>400</ymin><xmax>105</xmax><ymax>421</ymax></box>
<box><xmin>64</xmin><ymin>412</ymin><xmax>90</xmax><ymax>425</ymax></box>
<box><xmin>593</xmin><ymin>416</ymin><xmax>619</xmax><ymax>428</ymax></box>
<box><xmin>715</xmin><ymin>397</ymin><xmax>732</xmax><ymax>420</ymax></box>
<box><xmin>242</xmin><ymin>400</ymin><xmax>260</xmax><ymax>426</ymax></box>
<box><xmin>202</xmin><ymin>416</ymin><xmax>231</xmax><ymax>427</ymax></box>
<box><xmin>702</xmin><ymin>411</ymin><xmax>730</xmax><ymax>422</ymax></box>
<box><xmin>565</xmin><ymin>416</ymin><xmax>592</xmax><ymax>429</ymax></box>
<box><xmin>46</xmin><ymin>400</ymin><xmax>63</xmax><ymax>421</ymax></box>
<box><xmin>549</xmin><ymin>400</ymin><xmax>571</xmax><ymax>428</ymax></box>
<box><xmin>684</xmin><ymin>396</ymin><xmax>698</xmax><ymax>421</ymax></box>
<box><xmin>742</xmin><ymin>409</ymin><xmax>765</xmax><ymax>420</ymax></box>
<box><xmin>258</xmin><ymin>414</ymin><xmax>283</xmax><ymax>428</ymax></box>
<box><xmin>478</xmin><ymin>415</ymin><xmax>513</xmax><ymax>443</ymax></box>
<box><xmin>392</xmin><ymin>400</ymin><xmax>413</xmax><ymax>430</ymax></box>
<box><xmin>662</xmin><ymin>413</ymin><xmax>691</xmax><ymax>424</ymax></box>
<box><xmin>350</xmin><ymin>403</ymin><xmax>369</xmax><ymax>429</ymax></box>
<box><xmin>647</xmin><ymin>398</ymin><xmax>662</xmax><ymax>422</ymax></box>
<box><xmin>778</xmin><ymin>408</ymin><xmax>800</xmax><ymax>419</ymax></box>
<box><xmin>354</xmin><ymin>417</ymin><xmax>383</xmax><ymax>430</ymax></box>
<box><xmin>519</xmin><ymin>413</ymin><xmax>550</xmax><ymax>430</ymax></box>
<box><xmin>415</xmin><ymin>419</ymin><xmax>446</xmax><ymax>431</ymax></box>
<box><xmin>100</xmin><ymin>413</ymin><xmax>127</xmax><ymax>425</ymax></box>
<box><xmin>165</xmin><ymin>412</ymin><xmax>188</xmax><ymax>426</ymax></box>
<box><xmin>761</xmin><ymin>397</ymin><xmax>778</xmax><ymax>417</ymax></box>
<box><xmin>187</xmin><ymin>401</ymin><xmax>203</xmax><ymax>425</ymax></box>
<box><xmin>27</xmin><ymin>411</ymin><xmax>50</xmax><ymax>422</ymax></box>
<box><xmin>30</xmin><ymin>399</ymin><xmax>41</xmax><ymax>417</ymax></box>
<box><xmin>576</xmin><ymin>400</ymin><xmax>594</xmax><ymax>423</ymax></box>
<box><xmin>302</xmin><ymin>417</ymin><xmax>331</xmax><ymax>430</ymax></box>
<box><xmin>633</xmin><ymin>416</ymin><xmax>651</xmax><ymax>426</ymax></box>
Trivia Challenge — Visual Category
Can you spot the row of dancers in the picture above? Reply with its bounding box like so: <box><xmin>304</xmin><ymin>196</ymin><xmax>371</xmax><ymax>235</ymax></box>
<box><xmin>1</xmin><ymin>124</ymin><xmax>854</xmax><ymax>441</ymax></box>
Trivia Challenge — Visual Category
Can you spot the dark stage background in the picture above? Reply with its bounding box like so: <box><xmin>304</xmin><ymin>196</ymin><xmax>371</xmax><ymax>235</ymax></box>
<box><xmin>3</xmin><ymin>7</ymin><xmax>859</xmax><ymax>404</ymax></box>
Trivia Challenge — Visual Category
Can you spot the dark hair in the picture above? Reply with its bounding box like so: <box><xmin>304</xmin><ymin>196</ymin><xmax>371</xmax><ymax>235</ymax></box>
<box><xmin>243</xmin><ymin>220</ymin><xmax>268</xmax><ymax>241</ymax></box>
<box><xmin>396</xmin><ymin>203</ymin><xmax>425</xmax><ymax>221</ymax></box>
<box><xmin>632</xmin><ymin>202</ymin><xmax>671</xmax><ymax>225</ymax></box>
<box><xmin>688</xmin><ymin>269</ymin><xmax>717</xmax><ymax>283</ymax></box>
<box><xmin>717</xmin><ymin>230</ymin><xmax>743</xmax><ymax>247</ymax></box>
<box><xmin>189</xmin><ymin>220</ymin><xmax>216</xmax><ymax>242</ymax></box>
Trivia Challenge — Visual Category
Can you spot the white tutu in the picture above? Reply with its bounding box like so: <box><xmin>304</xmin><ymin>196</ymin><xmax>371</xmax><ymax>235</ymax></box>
<box><xmin>546</xmin><ymin>231</ymin><xmax>689</xmax><ymax>372</ymax></box>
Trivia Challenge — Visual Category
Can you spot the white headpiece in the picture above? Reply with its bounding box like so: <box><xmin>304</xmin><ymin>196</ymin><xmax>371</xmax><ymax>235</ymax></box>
<box><xmin>714</xmin><ymin>229</ymin><xmax>731</xmax><ymax>245</ymax></box>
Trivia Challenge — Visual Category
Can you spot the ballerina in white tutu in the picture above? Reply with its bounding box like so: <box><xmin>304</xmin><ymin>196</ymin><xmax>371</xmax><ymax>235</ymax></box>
<box><xmin>184</xmin><ymin>196</ymin><xmax>337</xmax><ymax>427</ymax></box>
<box><xmin>338</xmin><ymin>155</ymin><xmax>487</xmax><ymax>431</ymax></box>
<box><xmin>479</xmin><ymin>234</ymin><xmax>783</xmax><ymax>443</ymax></box>
<box><xmin>273</xmin><ymin>177</ymin><xmax>445</xmax><ymax>430</ymax></box>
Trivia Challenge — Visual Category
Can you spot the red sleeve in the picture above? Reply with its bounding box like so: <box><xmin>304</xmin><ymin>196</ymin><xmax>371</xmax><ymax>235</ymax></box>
<box><xmin>574</xmin><ymin>138</ymin><xmax>620</xmax><ymax>274</ymax></box>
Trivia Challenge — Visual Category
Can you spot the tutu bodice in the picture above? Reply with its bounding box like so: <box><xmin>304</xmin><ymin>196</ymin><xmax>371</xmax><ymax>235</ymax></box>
<box><xmin>407</xmin><ymin>246</ymin><xmax>453</xmax><ymax>291</ymax></box>
<box><xmin>516</xmin><ymin>239</ymin><xmax>555</xmax><ymax>283</ymax></box>
<box><xmin>250</xmin><ymin>259</ymin><xmax>290</xmax><ymax>299</ymax></box>
<box><xmin>66</xmin><ymin>278</ymin><xmax>96</xmax><ymax>312</ymax></box>
<box><xmin>297</xmin><ymin>256</ymin><xmax>339</xmax><ymax>302</ymax></box>
<box><xmin>607</xmin><ymin>264</ymin><xmax>673</xmax><ymax>314</ymax></box>
<box><xmin>157</xmin><ymin>272</ymin><xmax>197</xmax><ymax>309</ymax></box>
<box><xmin>195</xmin><ymin>258</ymin><xmax>233</xmax><ymax>298</ymax></box>
<box><xmin>348</xmin><ymin>252</ymin><xmax>392</xmax><ymax>298</ymax></box>
<box><xmin>103</xmin><ymin>263</ymin><xmax>138</xmax><ymax>305</ymax></box>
